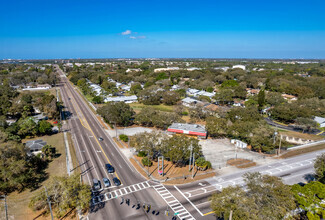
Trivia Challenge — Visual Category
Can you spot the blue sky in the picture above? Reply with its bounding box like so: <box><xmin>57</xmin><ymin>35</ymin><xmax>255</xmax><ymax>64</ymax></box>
<box><xmin>1</xmin><ymin>0</ymin><xmax>325</xmax><ymax>59</ymax></box>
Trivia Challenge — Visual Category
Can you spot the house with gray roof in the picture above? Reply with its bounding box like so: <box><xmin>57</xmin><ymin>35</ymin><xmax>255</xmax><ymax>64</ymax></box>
<box><xmin>25</xmin><ymin>139</ymin><xmax>47</xmax><ymax>155</ymax></box>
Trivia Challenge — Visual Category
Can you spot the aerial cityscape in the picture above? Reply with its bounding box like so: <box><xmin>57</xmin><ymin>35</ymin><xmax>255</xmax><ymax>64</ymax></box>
<box><xmin>1</xmin><ymin>1</ymin><xmax>325</xmax><ymax>220</ymax></box>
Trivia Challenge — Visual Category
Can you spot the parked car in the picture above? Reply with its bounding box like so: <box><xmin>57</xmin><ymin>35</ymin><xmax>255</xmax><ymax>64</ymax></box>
<box><xmin>105</xmin><ymin>163</ymin><xmax>115</xmax><ymax>173</ymax></box>
<box><xmin>113</xmin><ymin>177</ymin><xmax>121</xmax><ymax>186</ymax></box>
<box><xmin>103</xmin><ymin>177</ymin><xmax>111</xmax><ymax>187</ymax></box>
<box><xmin>93</xmin><ymin>179</ymin><xmax>101</xmax><ymax>191</ymax></box>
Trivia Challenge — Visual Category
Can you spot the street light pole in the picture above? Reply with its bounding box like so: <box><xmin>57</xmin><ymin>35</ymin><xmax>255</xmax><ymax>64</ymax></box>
<box><xmin>0</xmin><ymin>195</ymin><xmax>8</xmax><ymax>220</ymax></box>
<box><xmin>189</xmin><ymin>145</ymin><xmax>193</xmax><ymax>171</ymax></box>
<box><xmin>192</xmin><ymin>153</ymin><xmax>195</xmax><ymax>179</ymax></box>
<box><xmin>44</xmin><ymin>186</ymin><xmax>54</xmax><ymax>220</ymax></box>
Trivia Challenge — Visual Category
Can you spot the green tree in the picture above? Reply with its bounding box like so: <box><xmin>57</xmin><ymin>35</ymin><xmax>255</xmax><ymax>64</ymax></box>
<box><xmin>38</xmin><ymin>120</ymin><xmax>53</xmax><ymax>135</ymax></box>
<box><xmin>294</xmin><ymin>117</ymin><xmax>317</xmax><ymax>133</ymax></box>
<box><xmin>257</xmin><ymin>89</ymin><xmax>265</xmax><ymax>111</ymax></box>
<box><xmin>92</xmin><ymin>96</ymin><xmax>103</xmax><ymax>104</ymax></box>
<box><xmin>130</xmin><ymin>83</ymin><xmax>143</xmax><ymax>95</ymax></box>
<box><xmin>29</xmin><ymin>174</ymin><xmax>91</xmax><ymax>218</ymax></box>
<box><xmin>209</xmin><ymin>172</ymin><xmax>296</xmax><ymax>220</ymax></box>
<box><xmin>97</xmin><ymin>102</ymin><xmax>135</xmax><ymax>126</ymax></box>
<box><xmin>162</xmin><ymin>91</ymin><xmax>180</xmax><ymax>105</ymax></box>
<box><xmin>18</xmin><ymin>117</ymin><xmax>38</xmax><ymax>137</ymax></box>
<box><xmin>291</xmin><ymin>181</ymin><xmax>325</xmax><ymax>219</ymax></box>
<box><xmin>42</xmin><ymin>145</ymin><xmax>56</xmax><ymax>158</ymax></box>
<box><xmin>206</xmin><ymin>117</ymin><xmax>228</xmax><ymax>137</ymax></box>
<box><xmin>314</xmin><ymin>153</ymin><xmax>325</xmax><ymax>184</ymax></box>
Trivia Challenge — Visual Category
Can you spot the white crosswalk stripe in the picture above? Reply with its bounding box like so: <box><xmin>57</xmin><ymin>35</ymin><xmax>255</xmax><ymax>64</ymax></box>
<box><xmin>153</xmin><ymin>185</ymin><xmax>195</xmax><ymax>220</ymax></box>
<box><xmin>93</xmin><ymin>181</ymin><xmax>152</xmax><ymax>203</ymax></box>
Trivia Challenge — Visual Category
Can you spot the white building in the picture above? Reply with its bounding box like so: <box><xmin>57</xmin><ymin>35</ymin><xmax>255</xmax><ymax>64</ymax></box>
<box><xmin>104</xmin><ymin>95</ymin><xmax>138</xmax><ymax>103</ymax></box>
<box><xmin>182</xmin><ymin>97</ymin><xmax>203</xmax><ymax>107</ymax></box>
<box><xmin>186</xmin><ymin>88</ymin><xmax>200</xmax><ymax>96</ymax></box>
<box><xmin>214</xmin><ymin>67</ymin><xmax>230</xmax><ymax>71</ymax></box>
<box><xmin>88</xmin><ymin>83</ymin><xmax>103</xmax><ymax>96</ymax></box>
<box><xmin>196</xmin><ymin>90</ymin><xmax>215</xmax><ymax>98</ymax></box>
<box><xmin>154</xmin><ymin>67</ymin><xmax>180</xmax><ymax>72</ymax></box>
<box><xmin>126</xmin><ymin>68</ymin><xmax>142</xmax><ymax>73</ymax></box>
<box><xmin>120</xmin><ymin>84</ymin><xmax>131</xmax><ymax>91</ymax></box>
<box><xmin>22</xmin><ymin>84</ymin><xmax>51</xmax><ymax>91</ymax></box>
<box><xmin>232</xmin><ymin>65</ymin><xmax>246</xmax><ymax>70</ymax></box>
<box><xmin>314</xmin><ymin>116</ymin><xmax>325</xmax><ymax>128</ymax></box>
<box><xmin>170</xmin><ymin>85</ymin><xmax>180</xmax><ymax>91</ymax></box>
<box><xmin>186</xmin><ymin>67</ymin><xmax>201</xmax><ymax>71</ymax></box>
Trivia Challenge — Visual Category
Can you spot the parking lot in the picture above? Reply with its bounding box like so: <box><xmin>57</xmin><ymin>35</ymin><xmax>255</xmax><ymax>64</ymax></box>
<box><xmin>200</xmin><ymin>138</ymin><xmax>276</xmax><ymax>171</ymax></box>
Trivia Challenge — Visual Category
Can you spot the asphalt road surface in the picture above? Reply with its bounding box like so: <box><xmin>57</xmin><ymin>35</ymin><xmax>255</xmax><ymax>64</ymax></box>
<box><xmin>55</xmin><ymin>65</ymin><xmax>324</xmax><ymax>220</ymax></box>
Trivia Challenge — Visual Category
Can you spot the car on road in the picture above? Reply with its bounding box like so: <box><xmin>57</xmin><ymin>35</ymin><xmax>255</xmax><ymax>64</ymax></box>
<box><xmin>92</xmin><ymin>196</ymin><xmax>99</xmax><ymax>204</ymax></box>
<box><xmin>105</xmin><ymin>163</ymin><xmax>115</xmax><ymax>173</ymax></box>
<box><xmin>113</xmin><ymin>177</ymin><xmax>121</xmax><ymax>186</ymax></box>
<box><xmin>93</xmin><ymin>178</ymin><xmax>101</xmax><ymax>191</ymax></box>
<box><xmin>98</xmin><ymin>137</ymin><xmax>104</xmax><ymax>141</ymax></box>
<box><xmin>103</xmin><ymin>177</ymin><xmax>111</xmax><ymax>187</ymax></box>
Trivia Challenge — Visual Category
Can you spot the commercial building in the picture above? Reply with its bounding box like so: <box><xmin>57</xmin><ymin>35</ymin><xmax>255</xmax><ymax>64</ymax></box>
<box><xmin>167</xmin><ymin>123</ymin><xmax>207</xmax><ymax>138</ymax></box>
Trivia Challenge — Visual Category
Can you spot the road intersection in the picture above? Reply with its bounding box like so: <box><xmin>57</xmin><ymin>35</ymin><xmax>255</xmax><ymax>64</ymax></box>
<box><xmin>55</xmin><ymin>65</ymin><xmax>324</xmax><ymax>220</ymax></box>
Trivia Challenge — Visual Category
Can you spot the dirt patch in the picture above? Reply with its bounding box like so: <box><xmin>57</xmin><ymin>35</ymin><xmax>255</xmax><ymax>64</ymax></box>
<box><xmin>131</xmin><ymin>156</ymin><xmax>215</xmax><ymax>184</ymax></box>
<box><xmin>280</xmin><ymin>144</ymin><xmax>325</xmax><ymax>159</ymax></box>
<box><xmin>227</xmin><ymin>158</ymin><xmax>257</xmax><ymax>168</ymax></box>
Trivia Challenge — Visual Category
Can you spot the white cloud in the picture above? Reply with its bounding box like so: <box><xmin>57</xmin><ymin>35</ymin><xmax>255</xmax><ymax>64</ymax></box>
<box><xmin>129</xmin><ymin>36</ymin><xmax>146</xmax><ymax>39</ymax></box>
<box><xmin>121</xmin><ymin>30</ymin><xmax>131</xmax><ymax>35</ymax></box>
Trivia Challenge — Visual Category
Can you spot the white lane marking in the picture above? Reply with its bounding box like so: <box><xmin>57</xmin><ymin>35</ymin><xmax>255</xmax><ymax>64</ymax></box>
<box><xmin>153</xmin><ymin>185</ymin><xmax>195</xmax><ymax>219</ymax></box>
<box><xmin>174</xmin><ymin>185</ymin><xmax>203</xmax><ymax>217</ymax></box>
<box><xmin>73</xmin><ymin>133</ymin><xmax>91</xmax><ymax>185</ymax></box>
<box><xmin>94</xmin><ymin>181</ymin><xmax>152</xmax><ymax>204</ymax></box>
<box><xmin>79</xmin><ymin>128</ymin><xmax>101</xmax><ymax>180</ymax></box>
<box><xmin>86</xmin><ymin>136</ymin><xmax>104</xmax><ymax>179</ymax></box>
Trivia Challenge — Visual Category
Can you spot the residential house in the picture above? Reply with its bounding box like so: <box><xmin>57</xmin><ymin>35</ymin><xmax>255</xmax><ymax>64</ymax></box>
<box><xmin>154</xmin><ymin>67</ymin><xmax>180</xmax><ymax>72</ymax></box>
<box><xmin>181</xmin><ymin>97</ymin><xmax>203</xmax><ymax>107</ymax></box>
<box><xmin>214</xmin><ymin>67</ymin><xmax>230</xmax><ymax>71</ymax></box>
<box><xmin>281</xmin><ymin>94</ymin><xmax>298</xmax><ymax>102</ymax></box>
<box><xmin>25</xmin><ymin>139</ymin><xmax>47</xmax><ymax>155</ymax></box>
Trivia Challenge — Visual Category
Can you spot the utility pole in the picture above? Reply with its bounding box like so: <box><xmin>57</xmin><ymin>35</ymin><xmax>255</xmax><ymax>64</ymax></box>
<box><xmin>192</xmin><ymin>153</ymin><xmax>195</xmax><ymax>179</ymax></box>
<box><xmin>229</xmin><ymin>210</ymin><xmax>233</xmax><ymax>220</ymax></box>
<box><xmin>0</xmin><ymin>195</ymin><xmax>8</xmax><ymax>220</ymax></box>
<box><xmin>44</xmin><ymin>186</ymin><xmax>54</xmax><ymax>220</ymax></box>
<box><xmin>189</xmin><ymin>145</ymin><xmax>193</xmax><ymax>171</ymax></box>
<box><xmin>278</xmin><ymin>135</ymin><xmax>282</xmax><ymax>155</ymax></box>
<box><xmin>147</xmin><ymin>150</ymin><xmax>150</xmax><ymax>177</ymax></box>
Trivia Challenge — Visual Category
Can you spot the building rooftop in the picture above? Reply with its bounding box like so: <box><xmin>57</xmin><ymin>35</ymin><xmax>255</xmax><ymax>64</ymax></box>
<box><xmin>168</xmin><ymin>123</ymin><xmax>206</xmax><ymax>134</ymax></box>
<box><xmin>25</xmin><ymin>139</ymin><xmax>47</xmax><ymax>151</ymax></box>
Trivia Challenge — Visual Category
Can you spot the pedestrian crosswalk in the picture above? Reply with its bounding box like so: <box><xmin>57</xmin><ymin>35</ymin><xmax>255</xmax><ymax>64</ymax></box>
<box><xmin>94</xmin><ymin>181</ymin><xmax>152</xmax><ymax>204</ymax></box>
<box><xmin>153</xmin><ymin>185</ymin><xmax>195</xmax><ymax>220</ymax></box>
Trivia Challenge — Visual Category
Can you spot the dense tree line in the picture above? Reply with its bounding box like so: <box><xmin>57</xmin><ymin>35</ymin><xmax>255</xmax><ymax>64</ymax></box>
<box><xmin>130</xmin><ymin>131</ymin><xmax>202</xmax><ymax>164</ymax></box>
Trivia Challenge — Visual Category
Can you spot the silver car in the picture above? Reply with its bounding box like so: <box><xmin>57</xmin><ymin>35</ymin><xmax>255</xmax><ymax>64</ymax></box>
<box><xmin>103</xmin><ymin>177</ymin><xmax>111</xmax><ymax>187</ymax></box>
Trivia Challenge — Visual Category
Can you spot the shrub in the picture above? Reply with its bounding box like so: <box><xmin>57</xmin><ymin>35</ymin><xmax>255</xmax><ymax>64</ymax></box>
<box><xmin>141</xmin><ymin>157</ymin><xmax>152</xmax><ymax>167</ymax></box>
<box><xmin>119</xmin><ymin>134</ymin><xmax>129</xmax><ymax>142</ymax></box>
<box><xmin>137</xmin><ymin>151</ymin><xmax>147</xmax><ymax>157</ymax></box>
<box><xmin>181</xmin><ymin>111</ymin><xmax>188</xmax><ymax>115</ymax></box>
<box><xmin>195</xmin><ymin>157</ymin><xmax>212</xmax><ymax>171</ymax></box>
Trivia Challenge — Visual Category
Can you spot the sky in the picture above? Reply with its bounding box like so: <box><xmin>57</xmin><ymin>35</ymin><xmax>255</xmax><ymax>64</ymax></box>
<box><xmin>1</xmin><ymin>0</ymin><xmax>325</xmax><ymax>59</ymax></box>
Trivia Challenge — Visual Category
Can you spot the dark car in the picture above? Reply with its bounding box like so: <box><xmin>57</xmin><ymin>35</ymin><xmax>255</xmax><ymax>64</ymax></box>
<box><xmin>113</xmin><ymin>177</ymin><xmax>121</xmax><ymax>186</ymax></box>
<box><xmin>98</xmin><ymin>137</ymin><xmax>104</xmax><ymax>141</ymax></box>
<box><xmin>105</xmin><ymin>163</ymin><xmax>115</xmax><ymax>173</ymax></box>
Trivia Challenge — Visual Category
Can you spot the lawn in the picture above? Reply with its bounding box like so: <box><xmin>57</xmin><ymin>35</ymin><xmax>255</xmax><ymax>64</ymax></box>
<box><xmin>5</xmin><ymin>132</ymin><xmax>71</xmax><ymax>220</ymax></box>
<box><xmin>129</xmin><ymin>103</ymin><xmax>174</xmax><ymax>113</ymax></box>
